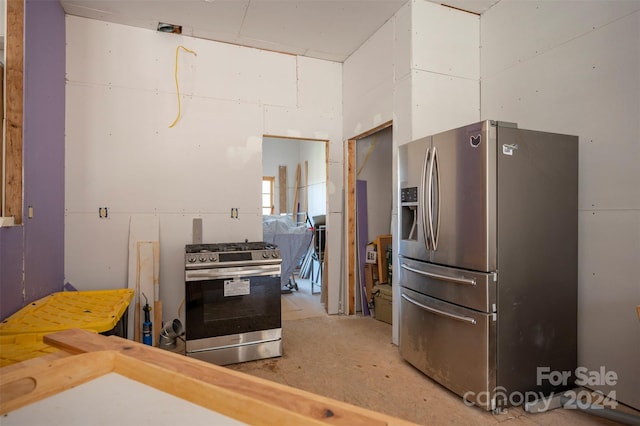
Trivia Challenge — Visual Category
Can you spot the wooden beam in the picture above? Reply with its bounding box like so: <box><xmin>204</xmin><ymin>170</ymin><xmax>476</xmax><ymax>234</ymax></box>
<box><xmin>303</xmin><ymin>160</ymin><xmax>308</xmax><ymax>215</ymax></box>
<box><xmin>4</xmin><ymin>0</ymin><xmax>24</xmax><ymax>222</ymax></box>
<box><xmin>346</xmin><ymin>120</ymin><xmax>392</xmax><ymax>142</ymax></box>
<box><xmin>278</xmin><ymin>165</ymin><xmax>287</xmax><ymax>214</ymax></box>
<box><xmin>292</xmin><ymin>163</ymin><xmax>300</xmax><ymax>222</ymax></box>
<box><xmin>347</xmin><ymin>140</ymin><xmax>356</xmax><ymax>314</ymax></box>
<box><xmin>322</xmin><ymin>141</ymin><xmax>330</xmax><ymax>305</ymax></box>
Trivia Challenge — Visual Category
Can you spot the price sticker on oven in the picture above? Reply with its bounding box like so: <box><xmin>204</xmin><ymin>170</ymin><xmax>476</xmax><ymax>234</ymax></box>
<box><xmin>224</xmin><ymin>279</ymin><xmax>251</xmax><ymax>297</ymax></box>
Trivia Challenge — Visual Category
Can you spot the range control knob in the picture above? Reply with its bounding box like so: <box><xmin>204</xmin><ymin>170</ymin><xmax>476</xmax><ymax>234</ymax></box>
<box><xmin>209</xmin><ymin>255</ymin><xmax>217</xmax><ymax>262</ymax></box>
<box><xmin>187</xmin><ymin>256</ymin><xmax>197</xmax><ymax>263</ymax></box>
<box><xmin>198</xmin><ymin>256</ymin><xmax>206</xmax><ymax>262</ymax></box>
<box><xmin>271</xmin><ymin>252</ymin><xmax>279</xmax><ymax>258</ymax></box>
<box><xmin>262</xmin><ymin>252</ymin><xmax>269</xmax><ymax>258</ymax></box>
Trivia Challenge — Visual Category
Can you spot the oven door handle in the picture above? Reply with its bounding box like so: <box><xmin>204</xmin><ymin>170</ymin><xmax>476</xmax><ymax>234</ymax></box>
<box><xmin>186</xmin><ymin>265</ymin><xmax>281</xmax><ymax>281</ymax></box>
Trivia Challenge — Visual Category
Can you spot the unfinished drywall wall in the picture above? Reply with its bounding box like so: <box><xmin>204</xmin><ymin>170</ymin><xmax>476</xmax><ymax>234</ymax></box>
<box><xmin>64</xmin><ymin>17</ymin><xmax>343</xmax><ymax>320</ymax></box>
<box><xmin>481</xmin><ymin>0</ymin><xmax>640</xmax><ymax>410</ymax></box>
<box><xmin>343</xmin><ymin>0</ymin><xmax>480</xmax><ymax>342</ymax></box>
<box><xmin>409</xmin><ymin>1</ymin><xmax>480</xmax><ymax>139</ymax></box>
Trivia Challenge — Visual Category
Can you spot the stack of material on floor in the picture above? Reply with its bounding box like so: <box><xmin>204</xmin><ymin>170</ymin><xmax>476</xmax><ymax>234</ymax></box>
<box><xmin>298</xmin><ymin>215</ymin><xmax>325</xmax><ymax>281</ymax></box>
<box><xmin>263</xmin><ymin>215</ymin><xmax>313</xmax><ymax>286</ymax></box>
<box><xmin>0</xmin><ymin>289</ymin><xmax>133</xmax><ymax>367</ymax></box>
<box><xmin>372</xmin><ymin>284</ymin><xmax>392</xmax><ymax>325</ymax></box>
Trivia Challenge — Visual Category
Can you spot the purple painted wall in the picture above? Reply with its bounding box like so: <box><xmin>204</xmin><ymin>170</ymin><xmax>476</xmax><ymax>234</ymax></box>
<box><xmin>0</xmin><ymin>226</ymin><xmax>23</xmax><ymax>318</ymax></box>
<box><xmin>0</xmin><ymin>0</ymin><xmax>65</xmax><ymax>320</ymax></box>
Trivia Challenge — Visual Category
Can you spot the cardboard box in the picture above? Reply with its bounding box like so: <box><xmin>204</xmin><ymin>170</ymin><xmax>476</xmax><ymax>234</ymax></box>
<box><xmin>373</xmin><ymin>284</ymin><xmax>392</xmax><ymax>324</ymax></box>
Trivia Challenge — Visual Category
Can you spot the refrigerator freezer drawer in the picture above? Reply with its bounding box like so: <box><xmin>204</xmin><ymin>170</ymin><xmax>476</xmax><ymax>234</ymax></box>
<box><xmin>399</xmin><ymin>287</ymin><xmax>496</xmax><ymax>410</ymax></box>
<box><xmin>399</xmin><ymin>257</ymin><xmax>496</xmax><ymax>312</ymax></box>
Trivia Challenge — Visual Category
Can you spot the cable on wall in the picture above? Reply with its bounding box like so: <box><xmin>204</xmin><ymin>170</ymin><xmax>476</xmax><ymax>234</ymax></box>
<box><xmin>169</xmin><ymin>45</ymin><xmax>197</xmax><ymax>128</ymax></box>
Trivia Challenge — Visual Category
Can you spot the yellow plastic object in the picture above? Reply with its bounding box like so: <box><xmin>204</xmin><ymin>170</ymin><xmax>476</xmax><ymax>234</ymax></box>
<box><xmin>0</xmin><ymin>333</ymin><xmax>60</xmax><ymax>367</ymax></box>
<box><xmin>0</xmin><ymin>289</ymin><xmax>134</xmax><ymax>335</ymax></box>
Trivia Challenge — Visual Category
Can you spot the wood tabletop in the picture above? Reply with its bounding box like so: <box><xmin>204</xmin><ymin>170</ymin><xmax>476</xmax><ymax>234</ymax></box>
<box><xmin>0</xmin><ymin>329</ymin><xmax>417</xmax><ymax>426</ymax></box>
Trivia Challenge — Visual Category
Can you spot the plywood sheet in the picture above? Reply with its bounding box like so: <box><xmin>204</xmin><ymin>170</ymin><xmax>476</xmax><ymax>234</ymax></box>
<box><xmin>2</xmin><ymin>373</ymin><xmax>244</xmax><ymax>426</ymax></box>
<box><xmin>127</xmin><ymin>215</ymin><xmax>159</xmax><ymax>343</ymax></box>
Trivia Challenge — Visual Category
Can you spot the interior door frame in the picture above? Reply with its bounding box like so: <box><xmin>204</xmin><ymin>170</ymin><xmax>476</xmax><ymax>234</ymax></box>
<box><xmin>345</xmin><ymin>121</ymin><xmax>392</xmax><ymax>314</ymax></box>
<box><xmin>263</xmin><ymin>134</ymin><xmax>330</xmax><ymax>306</ymax></box>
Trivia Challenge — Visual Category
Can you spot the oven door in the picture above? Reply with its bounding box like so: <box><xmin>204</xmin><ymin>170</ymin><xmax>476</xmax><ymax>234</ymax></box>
<box><xmin>185</xmin><ymin>264</ymin><xmax>281</xmax><ymax>343</ymax></box>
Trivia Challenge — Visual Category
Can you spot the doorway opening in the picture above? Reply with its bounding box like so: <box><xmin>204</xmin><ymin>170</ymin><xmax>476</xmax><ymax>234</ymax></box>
<box><xmin>346</xmin><ymin>121</ymin><xmax>393</xmax><ymax>316</ymax></box>
<box><xmin>262</xmin><ymin>135</ymin><xmax>329</xmax><ymax>315</ymax></box>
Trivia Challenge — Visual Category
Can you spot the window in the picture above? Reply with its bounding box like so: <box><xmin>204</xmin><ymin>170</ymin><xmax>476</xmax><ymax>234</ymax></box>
<box><xmin>262</xmin><ymin>177</ymin><xmax>275</xmax><ymax>215</ymax></box>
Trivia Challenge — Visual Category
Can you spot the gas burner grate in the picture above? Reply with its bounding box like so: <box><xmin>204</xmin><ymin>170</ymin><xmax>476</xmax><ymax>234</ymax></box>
<box><xmin>185</xmin><ymin>242</ymin><xmax>277</xmax><ymax>254</ymax></box>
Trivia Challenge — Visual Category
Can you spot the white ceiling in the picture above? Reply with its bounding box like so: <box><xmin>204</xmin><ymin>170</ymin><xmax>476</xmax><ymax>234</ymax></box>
<box><xmin>59</xmin><ymin>0</ymin><xmax>500</xmax><ymax>63</ymax></box>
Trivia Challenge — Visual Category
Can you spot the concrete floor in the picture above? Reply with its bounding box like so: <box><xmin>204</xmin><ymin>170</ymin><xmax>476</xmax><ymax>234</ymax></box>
<box><xmin>228</xmin><ymin>280</ymin><xmax>638</xmax><ymax>425</ymax></box>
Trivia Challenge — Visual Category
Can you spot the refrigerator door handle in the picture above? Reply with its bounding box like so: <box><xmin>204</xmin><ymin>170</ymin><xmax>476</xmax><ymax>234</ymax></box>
<box><xmin>400</xmin><ymin>263</ymin><xmax>477</xmax><ymax>286</ymax></box>
<box><xmin>421</xmin><ymin>147</ymin><xmax>432</xmax><ymax>250</ymax></box>
<box><xmin>431</xmin><ymin>147</ymin><xmax>440</xmax><ymax>250</ymax></box>
<box><xmin>426</xmin><ymin>147</ymin><xmax>435</xmax><ymax>251</ymax></box>
<box><xmin>401</xmin><ymin>293</ymin><xmax>477</xmax><ymax>325</ymax></box>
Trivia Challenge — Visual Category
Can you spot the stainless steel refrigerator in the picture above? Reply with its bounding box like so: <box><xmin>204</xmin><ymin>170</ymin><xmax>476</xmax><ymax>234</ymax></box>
<box><xmin>398</xmin><ymin>120</ymin><xmax>578</xmax><ymax>411</ymax></box>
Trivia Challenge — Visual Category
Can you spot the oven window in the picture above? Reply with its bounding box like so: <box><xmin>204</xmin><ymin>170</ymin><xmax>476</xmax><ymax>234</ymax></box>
<box><xmin>186</xmin><ymin>275</ymin><xmax>281</xmax><ymax>340</ymax></box>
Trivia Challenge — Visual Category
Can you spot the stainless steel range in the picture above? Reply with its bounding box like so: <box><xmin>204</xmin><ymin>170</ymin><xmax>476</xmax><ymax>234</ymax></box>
<box><xmin>184</xmin><ymin>241</ymin><xmax>282</xmax><ymax>365</ymax></box>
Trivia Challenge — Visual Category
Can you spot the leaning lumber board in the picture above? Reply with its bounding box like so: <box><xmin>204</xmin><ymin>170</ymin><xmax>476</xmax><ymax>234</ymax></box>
<box><xmin>136</xmin><ymin>242</ymin><xmax>155</xmax><ymax>343</ymax></box>
<box><xmin>278</xmin><ymin>165</ymin><xmax>287</xmax><ymax>214</ymax></box>
<box><xmin>127</xmin><ymin>215</ymin><xmax>159</xmax><ymax>341</ymax></box>
<box><xmin>152</xmin><ymin>241</ymin><xmax>161</xmax><ymax>346</ymax></box>
<box><xmin>292</xmin><ymin>163</ymin><xmax>300</xmax><ymax>222</ymax></box>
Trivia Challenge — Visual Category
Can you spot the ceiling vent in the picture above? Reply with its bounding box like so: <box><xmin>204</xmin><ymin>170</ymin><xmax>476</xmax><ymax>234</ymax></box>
<box><xmin>157</xmin><ymin>22</ymin><xmax>182</xmax><ymax>34</ymax></box>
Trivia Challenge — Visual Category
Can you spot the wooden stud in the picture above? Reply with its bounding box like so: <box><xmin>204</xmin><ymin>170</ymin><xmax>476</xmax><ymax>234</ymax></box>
<box><xmin>278</xmin><ymin>165</ymin><xmax>287</xmax><ymax>214</ymax></box>
<box><xmin>303</xmin><ymin>160</ymin><xmax>308</xmax><ymax>217</ymax></box>
<box><xmin>347</xmin><ymin>139</ymin><xmax>356</xmax><ymax>315</ymax></box>
<box><xmin>322</xmin><ymin>142</ymin><xmax>330</xmax><ymax>305</ymax></box>
<box><xmin>4</xmin><ymin>0</ymin><xmax>24</xmax><ymax>222</ymax></box>
<box><xmin>292</xmin><ymin>163</ymin><xmax>300</xmax><ymax>222</ymax></box>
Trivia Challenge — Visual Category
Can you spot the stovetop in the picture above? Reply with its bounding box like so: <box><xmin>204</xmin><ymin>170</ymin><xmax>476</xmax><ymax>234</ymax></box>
<box><xmin>185</xmin><ymin>241</ymin><xmax>277</xmax><ymax>254</ymax></box>
<box><xmin>185</xmin><ymin>241</ymin><xmax>281</xmax><ymax>269</ymax></box>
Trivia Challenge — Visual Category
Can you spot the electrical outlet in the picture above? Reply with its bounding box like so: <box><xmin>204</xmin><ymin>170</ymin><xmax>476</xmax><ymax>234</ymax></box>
<box><xmin>98</xmin><ymin>207</ymin><xmax>109</xmax><ymax>218</ymax></box>
<box><xmin>231</xmin><ymin>208</ymin><xmax>238</xmax><ymax>219</ymax></box>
